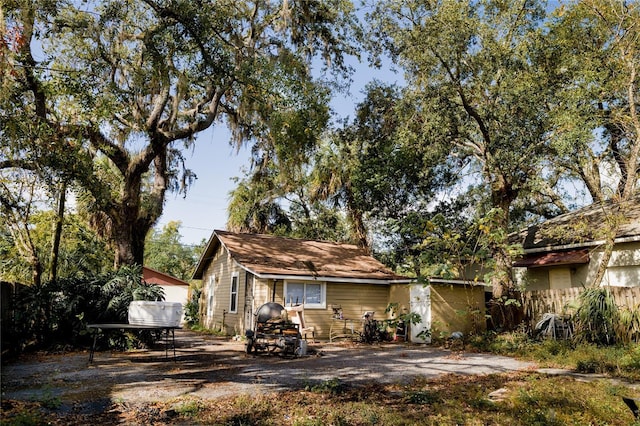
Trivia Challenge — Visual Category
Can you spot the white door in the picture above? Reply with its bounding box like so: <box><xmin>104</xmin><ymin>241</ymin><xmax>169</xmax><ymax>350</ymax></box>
<box><xmin>206</xmin><ymin>275</ymin><xmax>216</xmax><ymax>320</ymax></box>
<box><xmin>409</xmin><ymin>284</ymin><xmax>431</xmax><ymax>343</ymax></box>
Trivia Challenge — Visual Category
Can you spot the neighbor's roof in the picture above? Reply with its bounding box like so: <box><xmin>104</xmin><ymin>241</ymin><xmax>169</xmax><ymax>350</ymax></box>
<box><xmin>192</xmin><ymin>230</ymin><xmax>411</xmax><ymax>284</ymax></box>
<box><xmin>512</xmin><ymin>193</ymin><xmax>640</xmax><ymax>253</ymax></box>
<box><xmin>142</xmin><ymin>266</ymin><xmax>190</xmax><ymax>287</ymax></box>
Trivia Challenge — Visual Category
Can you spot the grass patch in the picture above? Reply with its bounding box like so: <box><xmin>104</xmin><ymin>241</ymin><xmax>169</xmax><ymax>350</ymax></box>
<box><xmin>305</xmin><ymin>378</ymin><xmax>347</xmax><ymax>395</ymax></box>
<box><xmin>173</xmin><ymin>397</ymin><xmax>205</xmax><ymax>417</ymax></box>
<box><xmin>467</xmin><ymin>332</ymin><xmax>640</xmax><ymax>381</ymax></box>
<box><xmin>112</xmin><ymin>372</ymin><xmax>638</xmax><ymax>425</ymax></box>
<box><xmin>3</xmin><ymin>373</ymin><xmax>638</xmax><ymax>425</ymax></box>
<box><xmin>188</xmin><ymin>324</ymin><xmax>227</xmax><ymax>336</ymax></box>
<box><xmin>403</xmin><ymin>389</ymin><xmax>442</xmax><ymax>405</ymax></box>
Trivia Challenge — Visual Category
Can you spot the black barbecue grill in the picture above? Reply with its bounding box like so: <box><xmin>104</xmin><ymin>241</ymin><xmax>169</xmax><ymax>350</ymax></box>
<box><xmin>245</xmin><ymin>302</ymin><xmax>301</xmax><ymax>356</ymax></box>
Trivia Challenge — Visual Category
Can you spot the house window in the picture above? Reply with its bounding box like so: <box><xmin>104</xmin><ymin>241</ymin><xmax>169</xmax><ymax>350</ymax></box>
<box><xmin>229</xmin><ymin>273</ymin><xmax>239</xmax><ymax>313</ymax></box>
<box><xmin>207</xmin><ymin>274</ymin><xmax>216</xmax><ymax>318</ymax></box>
<box><xmin>284</xmin><ymin>281</ymin><xmax>326</xmax><ymax>309</ymax></box>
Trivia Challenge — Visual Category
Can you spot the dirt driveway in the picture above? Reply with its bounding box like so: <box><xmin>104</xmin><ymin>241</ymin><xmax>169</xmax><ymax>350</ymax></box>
<box><xmin>1</xmin><ymin>330</ymin><xmax>535</xmax><ymax>413</ymax></box>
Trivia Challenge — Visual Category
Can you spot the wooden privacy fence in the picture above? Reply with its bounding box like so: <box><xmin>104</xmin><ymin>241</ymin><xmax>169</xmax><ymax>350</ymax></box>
<box><xmin>522</xmin><ymin>286</ymin><xmax>640</xmax><ymax>324</ymax></box>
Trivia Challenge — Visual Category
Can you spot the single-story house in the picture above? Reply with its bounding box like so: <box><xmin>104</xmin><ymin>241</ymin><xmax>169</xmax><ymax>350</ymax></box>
<box><xmin>192</xmin><ymin>230</ymin><xmax>487</xmax><ymax>341</ymax></box>
<box><xmin>511</xmin><ymin>194</ymin><xmax>640</xmax><ymax>290</ymax></box>
<box><xmin>143</xmin><ymin>266</ymin><xmax>190</xmax><ymax>307</ymax></box>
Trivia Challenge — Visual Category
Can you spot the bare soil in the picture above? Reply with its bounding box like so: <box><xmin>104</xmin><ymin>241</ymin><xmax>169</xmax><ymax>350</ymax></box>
<box><xmin>1</xmin><ymin>330</ymin><xmax>535</xmax><ymax>421</ymax></box>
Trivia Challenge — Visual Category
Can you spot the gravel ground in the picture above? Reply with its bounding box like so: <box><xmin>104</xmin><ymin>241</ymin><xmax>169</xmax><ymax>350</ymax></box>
<box><xmin>1</xmin><ymin>330</ymin><xmax>536</xmax><ymax>408</ymax></box>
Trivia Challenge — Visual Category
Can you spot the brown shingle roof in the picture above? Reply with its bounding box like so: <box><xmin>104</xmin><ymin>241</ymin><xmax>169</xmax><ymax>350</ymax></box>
<box><xmin>193</xmin><ymin>230</ymin><xmax>411</xmax><ymax>283</ymax></box>
<box><xmin>512</xmin><ymin>193</ymin><xmax>640</xmax><ymax>252</ymax></box>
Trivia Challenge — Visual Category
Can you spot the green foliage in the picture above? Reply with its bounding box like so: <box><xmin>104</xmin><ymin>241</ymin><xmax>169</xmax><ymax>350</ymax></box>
<box><xmin>226</xmin><ymin>173</ymin><xmax>294</xmax><ymax>235</ymax></box>
<box><xmin>174</xmin><ymin>398</ymin><xmax>205</xmax><ymax>417</ymax></box>
<box><xmin>183</xmin><ymin>287</ymin><xmax>202</xmax><ymax>326</ymax></box>
<box><xmin>101</xmin><ymin>265</ymin><xmax>165</xmax><ymax>320</ymax></box>
<box><xmin>188</xmin><ymin>324</ymin><xmax>226</xmax><ymax>336</ymax></box>
<box><xmin>38</xmin><ymin>391</ymin><xmax>62</xmax><ymax>410</ymax></box>
<box><xmin>547</xmin><ymin>1</ymin><xmax>640</xmax><ymax>202</ymax></box>
<box><xmin>404</xmin><ymin>389</ymin><xmax>442</xmax><ymax>405</ymax></box>
<box><xmin>0</xmin><ymin>207</ymin><xmax>113</xmax><ymax>285</ymax></box>
<box><xmin>144</xmin><ymin>221</ymin><xmax>202</xmax><ymax>282</ymax></box>
<box><xmin>467</xmin><ymin>331</ymin><xmax>640</xmax><ymax>381</ymax></box>
<box><xmin>574</xmin><ymin>287</ymin><xmax>618</xmax><ymax>345</ymax></box>
<box><xmin>617</xmin><ymin>305</ymin><xmax>640</xmax><ymax>345</ymax></box>
<box><xmin>7</xmin><ymin>265</ymin><xmax>164</xmax><ymax>353</ymax></box>
<box><xmin>3</xmin><ymin>0</ymin><xmax>358</xmax><ymax>267</ymax></box>
<box><xmin>306</xmin><ymin>378</ymin><xmax>347</xmax><ymax>395</ymax></box>
<box><xmin>366</xmin><ymin>0</ymin><xmax>558</xmax><ymax>297</ymax></box>
<box><xmin>226</xmin><ymin>147</ymin><xmax>353</xmax><ymax>242</ymax></box>
<box><xmin>378</xmin><ymin>198</ymin><xmax>483</xmax><ymax>276</ymax></box>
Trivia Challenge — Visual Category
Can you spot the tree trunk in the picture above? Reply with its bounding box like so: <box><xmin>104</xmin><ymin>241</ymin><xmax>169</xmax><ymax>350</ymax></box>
<box><xmin>113</xmin><ymin>221</ymin><xmax>149</xmax><ymax>268</ymax></box>
<box><xmin>111</xmin><ymin>177</ymin><xmax>149</xmax><ymax>268</ymax></box>
<box><xmin>488</xmin><ymin>177</ymin><xmax>517</xmax><ymax>300</ymax></box>
<box><xmin>49</xmin><ymin>181</ymin><xmax>66</xmax><ymax>282</ymax></box>
<box><xmin>111</xmin><ymin>148</ymin><xmax>168</xmax><ymax>268</ymax></box>
<box><xmin>487</xmin><ymin>177</ymin><xmax>522</xmax><ymax>330</ymax></box>
<box><xmin>590</xmin><ymin>197</ymin><xmax>626</xmax><ymax>287</ymax></box>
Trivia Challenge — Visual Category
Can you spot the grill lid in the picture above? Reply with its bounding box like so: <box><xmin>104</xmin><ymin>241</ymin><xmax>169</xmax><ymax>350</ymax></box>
<box><xmin>255</xmin><ymin>302</ymin><xmax>285</xmax><ymax>324</ymax></box>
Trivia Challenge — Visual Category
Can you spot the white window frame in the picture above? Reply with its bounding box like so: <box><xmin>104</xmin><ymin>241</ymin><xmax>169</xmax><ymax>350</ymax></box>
<box><xmin>229</xmin><ymin>272</ymin><xmax>239</xmax><ymax>313</ymax></box>
<box><xmin>207</xmin><ymin>274</ymin><xmax>216</xmax><ymax>319</ymax></box>
<box><xmin>284</xmin><ymin>281</ymin><xmax>326</xmax><ymax>309</ymax></box>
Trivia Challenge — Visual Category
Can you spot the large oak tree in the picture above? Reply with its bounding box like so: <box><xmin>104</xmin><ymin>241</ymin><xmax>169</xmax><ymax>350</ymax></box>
<box><xmin>1</xmin><ymin>0</ymin><xmax>357</xmax><ymax>269</ymax></box>
<box><xmin>546</xmin><ymin>0</ymin><xmax>640</xmax><ymax>286</ymax></box>
<box><xmin>367</xmin><ymin>0</ymin><xmax>558</xmax><ymax>301</ymax></box>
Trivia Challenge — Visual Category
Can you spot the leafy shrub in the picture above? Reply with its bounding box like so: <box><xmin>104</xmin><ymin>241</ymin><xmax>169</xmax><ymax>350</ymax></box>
<box><xmin>575</xmin><ymin>359</ymin><xmax>601</xmax><ymax>374</ymax></box>
<box><xmin>620</xmin><ymin>344</ymin><xmax>640</xmax><ymax>379</ymax></box>
<box><xmin>617</xmin><ymin>305</ymin><xmax>640</xmax><ymax>344</ymax></box>
<box><xmin>183</xmin><ymin>287</ymin><xmax>202</xmax><ymax>325</ymax></box>
<box><xmin>101</xmin><ymin>265</ymin><xmax>164</xmax><ymax>320</ymax></box>
<box><xmin>7</xmin><ymin>265</ymin><xmax>163</xmax><ymax>353</ymax></box>
<box><xmin>574</xmin><ymin>287</ymin><xmax>618</xmax><ymax>345</ymax></box>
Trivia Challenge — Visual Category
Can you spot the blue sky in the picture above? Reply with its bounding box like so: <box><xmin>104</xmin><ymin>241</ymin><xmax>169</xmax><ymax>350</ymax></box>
<box><xmin>158</xmin><ymin>57</ymin><xmax>402</xmax><ymax>246</ymax></box>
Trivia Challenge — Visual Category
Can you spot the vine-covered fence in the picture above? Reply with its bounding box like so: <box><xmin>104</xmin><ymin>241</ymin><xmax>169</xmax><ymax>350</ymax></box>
<box><xmin>522</xmin><ymin>286</ymin><xmax>640</xmax><ymax>324</ymax></box>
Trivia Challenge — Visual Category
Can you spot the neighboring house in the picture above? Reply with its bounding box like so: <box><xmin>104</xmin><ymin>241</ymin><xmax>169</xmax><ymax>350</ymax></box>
<box><xmin>143</xmin><ymin>266</ymin><xmax>190</xmax><ymax>308</ymax></box>
<box><xmin>511</xmin><ymin>194</ymin><xmax>640</xmax><ymax>290</ymax></box>
<box><xmin>192</xmin><ymin>230</ymin><xmax>420</xmax><ymax>340</ymax></box>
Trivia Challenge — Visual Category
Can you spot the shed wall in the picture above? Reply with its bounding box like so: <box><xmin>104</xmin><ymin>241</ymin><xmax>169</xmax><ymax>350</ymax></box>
<box><xmin>429</xmin><ymin>283</ymin><xmax>486</xmax><ymax>336</ymax></box>
<box><xmin>389</xmin><ymin>283</ymin><xmax>411</xmax><ymax>315</ymax></box>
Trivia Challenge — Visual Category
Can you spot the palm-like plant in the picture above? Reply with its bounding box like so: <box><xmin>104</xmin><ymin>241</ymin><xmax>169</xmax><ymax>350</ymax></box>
<box><xmin>310</xmin><ymin>141</ymin><xmax>369</xmax><ymax>249</ymax></box>
<box><xmin>101</xmin><ymin>265</ymin><xmax>164</xmax><ymax>322</ymax></box>
<box><xmin>574</xmin><ymin>287</ymin><xmax>618</xmax><ymax>345</ymax></box>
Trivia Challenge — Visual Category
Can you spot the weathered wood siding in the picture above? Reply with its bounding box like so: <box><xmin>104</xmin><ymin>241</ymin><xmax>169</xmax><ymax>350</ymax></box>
<box><xmin>429</xmin><ymin>283</ymin><xmax>486</xmax><ymax>336</ymax></box>
<box><xmin>200</xmin><ymin>244</ymin><xmax>249</xmax><ymax>335</ymax></box>
<box><xmin>252</xmin><ymin>279</ymin><xmax>285</xmax><ymax>306</ymax></box>
<box><xmin>522</xmin><ymin>286</ymin><xmax>640</xmax><ymax>325</ymax></box>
